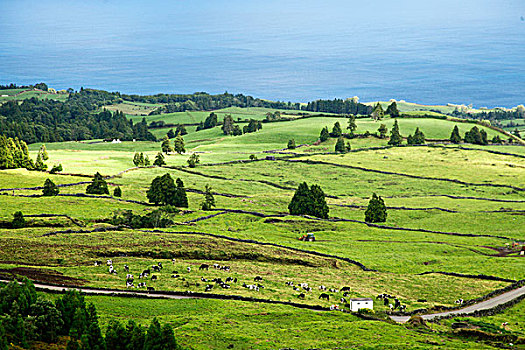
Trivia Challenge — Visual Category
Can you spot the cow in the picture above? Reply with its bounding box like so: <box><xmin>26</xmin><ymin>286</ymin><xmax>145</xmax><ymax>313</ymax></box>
<box><xmin>106</xmin><ymin>259</ymin><xmax>113</xmax><ymax>266</ymax></box>
<box><xmin>340</xmin><ymin>286</ymin><xmax>351</xmax><ymax>292</ymax></box>
<box><xmin>187</xmin><ymin>267</ymin><xmax>191</xmax><ymax>273</ymax></box>
<box><xmin>298</xmin><ymin>293</ymin><xmax>305</xmax><ymax>299</ymax></box>
<box><xmin>151</xmin><ymin>275</ymin><xmax>158</xmax><ymax>281</ymax></box>
<box><xmin>124</xmin><ymin>265</ymin><xmax>129</xmax><ymax>272</ymax></box>
<box><xmin>319</xmin><ymin>285</ymin><xmax>327</xmax><ymax>291</ymax></box>
<box><xmin>171</xmin><ymin>274</ymin><xmax>179</xmax><ymax>278</ymax></box>
<box><xmin>199</xmin><ymin>264</ymin><xmax>209</xmax><ymax>270</ymax></box>
<box><xmin>319</xmin><ymin>293</ymin><xmax>330</xmax><ymax>301</ymax></box>
<box><xmin>94</xmin><ymin>260</ymin><xmax>102</xmax><ymax>266</ymax></box>
<box><xmin>254</xmin><ymin>276</ymin><xmax>263</xmax><ymax>282</ymax></box>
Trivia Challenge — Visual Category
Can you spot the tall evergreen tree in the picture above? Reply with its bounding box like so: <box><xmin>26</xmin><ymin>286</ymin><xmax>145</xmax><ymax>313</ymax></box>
<box><xmin>187</xmin><ymin>153</ymin><xmax>200</xmax><ymax>168</ymax></box>
<box><xmin>147</xmin><ymin>174</ymin><xmax>176</xmax><ymax>206</ymax></box>
<box><xmin>388</xmin><ymin>120</ymin><xmax>403</xmax><ymax>146</ymax></box>
<box><xmin>319</xmin><ymin>127</ymin><xmax>330</xmax><ymax>142</ymax></box>
<box><xmin>222</xmin><ymin>115</ymin><xmax>235</xmax><ymax>135</ymax></box>
<box><xmin>114</xmin><ymin>186</ymin><xmax>122</xmax><ymax>197</ymax></box>
<box><xmin>12</xmin><ymin>211</ymin><xmax>25</xmax><ymax>229</ymax></box>
<box><xmin>331</xmin><ymin>122</ymin><xmax>342</xmax><ymax>137</ymax></box>
<box><xmin>371</xmin><ymin>103</ymin><xmax>384</xmax><ymax>120</ymax></box>
<box><xmin>450</xmin><ymin>125</ymin><xmax>462</xmax><ymax>144</ymax></box>
<box><xmin>201</xmin><ymin>184</ymin><xmax>216</xmax><ymax>210</ymax></box>
<box><xmin>167</xmin><ymin>129</ymin><xmax>176</xmax><ymax>139</ymax></box>
<box><xmin>288</xmin><ymin>182</ymin><xmax>329</xmax><ymax>219</ymax></box>
<box><xmin>385</xmin><ymin>101</ymin><xmax>400</xmax><ymax>117</ymax></box>
<box><xmin>347</xmin><ymin>114</ymin><xmax>357</xmax><ymax>135</ymax></box>
<box><xmin>378</xmin><ymin>124</ymin><xmax>388</xmax><ymax>139</ymax></box>
<box><xmin>144</xmin><ymin>318</ymin><xmax>163</xmax><ymax>350</ymax></box>
<box><xmin>153</xmin><ymin>152</ymin><xmax>166</xmax><ymax>166</ymax></box>
<box><xmin>42</xmin><ymin>178</ymin><xmax>59</xmax><ymax>196</ymax></box>
<box><xmin>34</xmin><ymin>152</ymin><xmax>47</xmax><ymax>171</ymax></box>
<box><xmin>174</xmin><ymin>178</ymin><xmax>188</xmax><ymax>208</ymax></box>
<box><xmin>364</xmin><ymin>193</ymin><xmax>387</xmax><ymax>223</ymax></box>
<box><xmin>39</xmin><ymin>144</ymin><xmax>49</xmax><ymax>161</ymax></box>
<box><xmin>175</xmin><ymin>124</ymin><xmax>187</xmax><ymax>136</ymax></box>
<box><xmin>161</xmin><ymin>137</ymin><xmax>173</xmax><ymax>154</ymax></box>
<box><xmin>335</xmin><ymin>137</ymin><xmax>346</xmax><ymax>153</ymax></box>
<box><xmin>309</xmin><ymin>184</ymin><xmax>329</xmax><ymax>219</ymax></box>
<box><xmin>86</xmin><ymin>172</ymin><xmax>109</xmax><ymax>195</ymax></box>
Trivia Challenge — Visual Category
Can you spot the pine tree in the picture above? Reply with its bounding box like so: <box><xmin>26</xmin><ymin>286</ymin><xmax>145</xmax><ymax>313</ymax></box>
<box><xmin>147</xmin><ymin>174</ymin><xmax>176</xmax><ymax>206</ymax></box>
<box><xmin>84</xmin><ymin>303</ymin><xmax>105</xmax><ymax>350</ymax></box>
<box><xmin>388</xmin><ymin>120</ymin><xmax>403</xmax><ymax>146</ymax></box>
<box><xmin>176</xmin><ymin>124</ymin><xmax>187</xmax><ymax>136</ymax></box>
<box><xmin>309</xmin><ymin>184</ymin><xmax>329</xmax><ymax>219</ymax></box>
<box><xmin>39</xmin><ymin>144</ymin><xmax>49</xmax><ymax>161</ymax></box>
<box><xmin>167</xmin><ymin>129</ymin><xmax>176</xmax><ymax>139</ymax></box>
<box><xmin>125</xmin><ymin>320</ymin><xmax>146</xmax><ymax>350</ymax></box>
<box><xmin>201</xmin><ymin>184</ymin><xmax>216</xmax><ymax>210</ymax></box>
<box><xmin>378</xmin><ymin>124</ymin><xmax>388</xmax><ymax>139</ymax></box>
<box><xmin>153</xmin><ymin>152</ymin><xmax>166</xmax><ymax>166</ymax></box>
<box><xmin>42</xmin><ymin>178</ymin><xmax>59</xmax><ymax>196</ymax></box>
<box><xmin>34</xmin><ymin>152</ymin><xmax>47</xmax><ymax>171</ymax></box>
<box><xmin>407</xmin><ymin>127</ymin><xmax>425</xmax><ymax>145</ymax></box>
<box><xmin>319</xmin><ymin>127</ymin><xmax>330</xmax><ymax>142</ymax></box>
<box><xmin>385</xmin><ymin>102</ymin><xmax>400</xmax><ymax>117</ymax></box>
<box><xmin>86</xmin><ymin>172</ymin><xmax>109</xmax><ymax>195</ymax></box>
<box><xmin>287</xmin><ymin>139</ymin><xmax>296</xmax><ymax>149</ymax></box>
<box><xmin>364</xmin><ymin>193</ymin><xmax>387</xmax><ymax>223</ymax></box>
<box><xmin>159</xmin><ymin>323</ymin><xmax>179</xmax><ymax>350</ymax></box>
<box><xmin>491</xmin><ymin>135</ymin><xmax>502</xmax><ymax>144</ymax></box>
<box><xmin>371</xmin><ymin>103</ymin><xmax>384</xmax><ymax>120</ymax></box>
<box><xmin>105</xmin><ymin>320</ymin><xmax>127</xmax><ymax>350</ymax></box>
<box><xmin>347</xmin><ymin>114</ymin><xmax>357</xmax><ymax>135</ymax></box>
<box><xmin>133</xmin><ymin>153</ymin><xmax>141</xmax><ymax>166</ymax></box>
<box><xmin>114</xmin><ymin>186</ymin><xmax>122</xmax><ymax>197</ymax></box>
<box><xmin>173</xmin><ymin>134</ymin><xmax>185</xmax><ymax>154</ymax></box>
<box><xmin>335</xmin><ymin>137</ymin><xmax>346</xmax><ymax>153</ymax></box>
<box><xmin>331</xmin><ymin>122</ymin><xmax>342</xmax><ymax>137</ymax></box>
<box><xmin>222</xmin><ymin>115</ymin><xmax>235</xmax><ymax>135</ymax></box>
<box><xmin>174</xmin><ymin>178</ymin><xmax>188</xmax><ymax>208</ymax></box>
<box><xmin>12</xmin><ymin>211</ymin><xmax>25</xmax><ymax>229</ymax></box>
<box><xmin>232</xmin><ymin>124</ymin><xmax>243</xmax><ymax>136</ymax></box>
<box><xmin>450</xmin><ymin>125</ymin><xmax>462</xmax><ymax>144</ymax></box>
<box><xmin>288</xmin><ymin>182</ymin><xmax>329</xmax><ymax>219</ymax></box>
<box><xmin>144</xmin><ymin>318</ymin><xmax>163</xmax><ymax>350</ymax></box>
<box><xmin>464</xmin><ymin>126</ymin><xmax>485</xmax><ymax>145</ymax></box>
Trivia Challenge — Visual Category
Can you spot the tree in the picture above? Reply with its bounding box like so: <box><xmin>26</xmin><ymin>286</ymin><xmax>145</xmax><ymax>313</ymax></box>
<box><xmin>114</xmin><ymin>186</ymin><xmax>122</xmax><ymax>197</ymax></box>
<box><xmin>232</xmin><ymin>124</ymin><xmax>243</xmax><ymax>136</ymax></box>
<box><xmin>464</xmin><ymin>126</ymin><xmax>487</xmax><ymax>145</ymax></box>
<box><xmin>335</xmin><ymin>137</ymin><xmax>346</xmax><ymax>153</ymax></box>
<box><xmin>159</xmin><ymin>323</ymin><xmax>179</xmax><ymax>350</ymax></box>
<box><xmin>167</xmin><ymin>129</ymin><xmax>176</xmax><ymax>139</ymax></box>
<box><xmin>222</xmin><ymin>115</ymin><xmax>235</xmax><ymax>135</ymax></box>
<box><xmin>450</xmin><ymin>125</ymin><xmax>462</xmax><ymax>144</ymax></box>
<box><xmin>50</xmin><ymin>164</ymin><xmax>63</xmax><ymax>174</ymax></box>
<box><xmin>86</xmin><ymin>172</ymin><xmax>109</xmax><ymax>195</ymax></box>
<box><xmin>388</xmin><ymin>120</ymin><xmax>403</xmax><ymax>146</ymax></box>
<box><xmin>364</xmin><ymin>193</ymin><xmax>387</xmax><ymax>223</ymax></box>
<box><xmin>42</xmin><ymin>179</ymin><xmax>59</xmax><ymax>196</ymax></box>
<box><xmin>161</xmin><ymin>137</ymin><xmax>173</xmax><ymax>154</ymax></box>
<box><xmin>347</xmin><ymin>115</ymin><xmax>357</xmax><ymax>135</ymax></box>
<box><xmin>29</xmin><ymin>299</ymin><xmax>63</xmax><ymax>343</ymax></box>
<box><xmin>371</xmin><ymin>103</ymin><xmax>384</xmax><ymax>120</ymax></box>
<box><xmin>513</xmin><ymin>129</ymin><xmax>522</xmax><ymax>139</ymax></box>
<box><xmin>133</xmin><ymin>153</ymin><xmax>142</xmax><ymax>166</ymax></box>
<box><xmin>331</xmin><ymin>122</ymin><xmax>342</xmax><ymax>137</ymax></box>
<box><xmin>153</xmin><ymin>152</ymin><xmax>166</xmax><ymax>166</ymax></box>
<box><xmin>175</xmin><ymin>124</ymin><xmax>187</xmax><ymax>136</ymax></box>
<box><xmin>12</xmin><ymin>211</ymin><xmax>26</xmax><ymax>229</ymax></box>
<box><xmin>173</xmin><ymin>134</ymin><xmax>185</xmax><ymax>154</ymax></box>
<box><xmin>39</xmin><ymin>144</ymin><xmax>49</xmax><ymax>161</ymax></box>
<box><xmin>187</xmin><ymin>153</ymin><xmax>200</xmax><ymax>168</ymax></box>
<box><xmin>287</xmin><ymin>139</ymin><xmax>296</xmax><ymax>149</ymax></box>
<box><xmin>147</xmin><ymin>174</ymin><xmax>177</xmax><ymax>206</ymax></box>
<box><xmin>491</xmin><ymin>135</ymin><xmax>502</xmax><ymax>144</ymax></box>
<box><xmin>34</xmin><ymin>152</ymin><xmax>47</xmax><ymax>171</ymax></box>
<box><xmin>288</xmin><ymin>182</ymin><xmax>329</xmax><ymax>219</ymax></box>
<box><xmin>407</xmin><ymin>127</ymin><xmax>425</xmax><ymax>145</ymax></box>
<box><xmin>144</xmin><ymin>155</ymin><xmax>150</xmax><ymax>166</ymax></box>
<box><xmin>319</xmin><ymin>127</ymin><xmax>330</xmax><ymax>142</ymax></box>
<box><xmin>378</xmin><ymin>124</ymin><xmax>388</xmax><ymax>139</ymax></box>
<box><xmin>144</xmin><ymin>318</ymin><xmax>163</xmax><ymax>350</ymax></box>
<box><xmin>105</xmin><ymin>320</ymin><xmax>127</xmax><ymax>350</ymax></box>
<box><xmin>385</xmin><ymin>102</ymin><xmax>400</xmax><ymax>117</ymax></box>
<box><xmin>174</xmin><ymin>178</ymin><xmax>188</xmax><ymax>208</ymax></box>
<box><xmin>201</xmin><ymin>185</ymin><xmax>216</xmax><ymax>210</ymax></box>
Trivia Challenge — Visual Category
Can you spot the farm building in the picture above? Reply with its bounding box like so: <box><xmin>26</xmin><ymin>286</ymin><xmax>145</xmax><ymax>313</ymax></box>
<box><xmin>349</xmin><ymin>298</ymin><xmax>373</xmax><ymax>312</ymax></box>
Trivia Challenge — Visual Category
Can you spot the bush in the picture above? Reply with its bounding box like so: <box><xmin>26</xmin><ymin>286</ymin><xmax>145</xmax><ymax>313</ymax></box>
<box><xmin>12</xmin><ymin>211</ymin><xmax>26</xmax><ymax>229</ymax></box>
<box><xmin>49</xmin><ymin>164</ymin><xmax>63</xmax><ymax>174</ymax></box>
<box><xmin>42</xmin><ymin>178</ymin><xmax>59</xmax><ymax>196</ymax></box>
<box><xmin>110</xmin><ymin>210</ymin><xmax>173</xmax><ymax>229</ymax></box>
<box><xmin>364</xmin><ymin>193</ymin><xmax>387</xmax><ymax>223</ymax></box>
<box><xmin>113</xmin><ymin>186</ymin><xmax>122</xmax><ymax>197</ymax></box>
<box><xmin>86</xmin><ymin>172</ymin><xmax>109</xmax><ymax>195</ymax></box>
<box><xmin>187</xmin><ymin>154</ymin><xmax>200</xmax><ymax>168</ymax></box>
<box><xmin>287</xmin><ymin>139</ymin><xmax>296</xmax><ymax>149</ymax></box>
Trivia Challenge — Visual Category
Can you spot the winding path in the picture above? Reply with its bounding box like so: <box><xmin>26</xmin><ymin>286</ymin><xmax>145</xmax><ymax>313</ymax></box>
<box><xmin>390</xmin><ymin>285</ymin><xmax>525</xmax><ymax>323</ymax></box>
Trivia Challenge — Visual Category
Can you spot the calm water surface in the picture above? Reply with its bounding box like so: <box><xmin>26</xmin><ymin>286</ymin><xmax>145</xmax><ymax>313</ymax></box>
<box><xmin>1</xmin><ymin>0</ymin><xmax>524</xmax><ymax>107</ymax></box>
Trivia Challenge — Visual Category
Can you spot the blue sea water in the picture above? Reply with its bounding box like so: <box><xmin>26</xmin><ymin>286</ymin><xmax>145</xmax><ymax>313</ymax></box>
<box><xmin>0</xmin><ymin>0</ymin><xmax>524</xmax><ymax>107</ymax></box>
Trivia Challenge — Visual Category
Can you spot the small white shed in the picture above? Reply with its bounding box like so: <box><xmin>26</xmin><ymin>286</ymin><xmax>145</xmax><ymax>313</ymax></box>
<box><xmin>349</xmin><ymin>298</ymin><xmax>373</xmax><ymax>312</ymax></box>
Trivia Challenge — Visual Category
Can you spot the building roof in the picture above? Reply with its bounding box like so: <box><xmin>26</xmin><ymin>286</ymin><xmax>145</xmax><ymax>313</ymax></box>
<box><xmin>349</xmin><ymin>298</ymin><xmax>373</xmax><ymax>301</ymax></box>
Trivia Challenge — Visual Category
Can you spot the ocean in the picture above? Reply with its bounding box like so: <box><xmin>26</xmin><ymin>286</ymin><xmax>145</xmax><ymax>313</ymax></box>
<box><xmin>1</xmin><ymin>0</ymin><xmax>524</xmax><ymax>107</ymax></box>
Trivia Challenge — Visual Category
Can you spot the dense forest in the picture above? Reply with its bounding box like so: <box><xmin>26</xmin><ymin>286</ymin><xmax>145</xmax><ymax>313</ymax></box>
<box><xmin>303</xmin><ymin>98</ymin><xmax>373</xmax><ymax>115</ymax></box>
<box><xmin>0</xmin><ymin>90</ymin><xmax>154</xmax><ymax>143</ymax></box>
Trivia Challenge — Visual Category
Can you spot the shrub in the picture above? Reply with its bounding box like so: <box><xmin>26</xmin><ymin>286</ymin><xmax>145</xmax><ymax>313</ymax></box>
<box><xmin>187</xmin><ymin>154</ymin><xmax>200</xmax><ymax>168</ymax></box>
<box><xmin>12</xmin><ymin>211</ymin><xmax>26</xmax><ymax>229</ymax></box>
<box><xmin>364</xmin><ymin>193</ymin><xmax>387</xmax><ymax>223</ymax></box>
<box><xmin>49</xmin><ymin>164</ymin><xmax>63</xmax><ymax>174</ymax></box>
<box><xmin>287</xmin><ymin>139</ymin><xmax>296</xmax><ymax>149</ymax></box>
<box><xmin>86</xmin><ymin>172</ymin><xmax>109</xmax><ymax>195</ymax></box>
<box><xmin>113</xmin><ymin>186</ymin><xmax>122</xmax><ymax>197</ymax></box>
<box><xmin>42</xmin><ymin>179</ymin><xmax>59</xmax><ymax>196</ymax></box>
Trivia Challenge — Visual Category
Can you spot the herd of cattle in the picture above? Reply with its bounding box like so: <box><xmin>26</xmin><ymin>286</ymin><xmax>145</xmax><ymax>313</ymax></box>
<box><xmin>94</xmin><ymin>259</ymin><xmax>408</xmax><ymax>312</ymax></box>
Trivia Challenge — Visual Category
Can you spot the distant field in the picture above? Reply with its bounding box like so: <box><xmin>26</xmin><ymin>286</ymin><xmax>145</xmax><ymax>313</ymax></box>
<box><xmin>0</xmin><ymin>88</ymin><xmax>69</xmax><ymax>102</ymax></box>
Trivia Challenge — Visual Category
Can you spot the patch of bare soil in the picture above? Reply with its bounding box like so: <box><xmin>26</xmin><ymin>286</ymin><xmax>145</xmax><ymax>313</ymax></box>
<box><xmin>0</xmin><ymin>267</ymin><xmax>87</xmax><ymax>286</ymax></box>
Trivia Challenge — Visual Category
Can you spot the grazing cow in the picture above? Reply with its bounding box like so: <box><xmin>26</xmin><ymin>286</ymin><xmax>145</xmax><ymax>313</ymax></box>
<box><xmin>394</xmin><ymin>299</ymin><xmax>401</xmax><ymax>309</ymax></box>
<box><xmin>343</xmin><ymin>292</ymin><xmax>349</xmax><ymax>297</ymax></box>
<box><xmin>199</xmin><ymin>264</ymin><xmax>209</xmax><ymax>270</ymax></box>
<box><xmin>226</xmin><ymin>277</ymin><xmax>233</xmax><ymax>282</ymax></box>
<box><xmin>340</xmin><ymin>286</ymin><xmax>351</xmax><ymax>292</ymax></box>
<box><xmin>201</xmin><ymin>277</ymin><xmax>208</xmax><ymax>282</ymax></box>
<box><xmin>399</xmin><ymin>305</ymin><xmax>407</xmax><ymax>312</ymax></box>
<box><xmin>293</xmin><ymin>286</ymin><xmax>300</xmax><ymax>291</ymax></box>
<box><xmin>158</xmin><ymin>262</ymin><xmax>163</xmax><ymax>269</ymax></box>
<box><xmin>151</xmin><ymin>275</ymin><xmax>158</xmax><ymax>281</ymax></box>
<box><xmin>319</xmin><ymin>293</ymin><xmax>330</xmax><ymax>301</ymax></box>
<box><xmin>94</xmin><ymin>261</ymin><xmax>102</xmax><ymax>266</ymax></box>
<box><xmin>221</xmin><ymin>284</ymin><xmax>231</xmax><ymax>289</ymax></box>
<box><xmin>147</xmin><ymin>286</ymin><xmax>155</xmax><ymax>291</ymax></box>
<box><xmin>455</xmin><ymin>298</ymin><xmax>464</xmax><ymax>304</ymax></box>
<box><xmin>299</xmin><ymin>283</ymin><xmax>309</xmax><ymax>289</ymax></box>
<box><xmin>205</xmin><ymin>285</ymin><xmax>213</xmax><ymax>292</ymax></box>
<box><xmin>340</xmin><ymin>297</ymin><xmax>347</xmax><ymax>303</ymax></box>
<box><xmin>303</xmin><ymin>286</ymin><xmax>311</xmax><ymax>292</ymax></box>
<box><xmin>383</xmin><ymin>298</ymin><xmax>389</xmax><ymax>306</ymax></box>
<box><xmin>221</xmin><ymin>266</ymin><xmax>230</xmax><ymax>271</ymax></box>
<box><xmin>106</xmin><ymin>259</ymin><xmax>113</xmax><ymax>266</ymax></box>
<box><xmin>254</xmin><ymin>276</ymin><xmax>263</xmax><ymax>282</ymax></box>
<box><xmin>389</xmin><ymin>304</ymin><xmax>394</xmax><ymax>311</ymax></box>
<box><xmin>143</xmin><ymin>269</ymin><xmax>150</xmax><ymax>275</ymax></box>
<box><xmin>286</xmin><ymin>281</ymin><xmax>294</xmax><ymax>286</ymax></box>
<box><xmin>126</xmin><ymin>274</ymin><xmax>134</xmax><ymax>281</ymax></box>
<box><xmin>152</xmin><ymin>265</ymin><xmax>160</xmax><ymax>272</ymax></box>
<box><xmin>126</xmin><ymin>281</ymin><xmax>134</xmax><ymax>288</ymax></box>
<box><xmin>298</xmin><ymin>293</ymin><xmax>306</xmax><ymax>299</ymax></box>
<box><xmin>187</xmin><ymin>267</ymin><xmax>191</xmax><ymax>273</ymax></box>
<box><xmin>319</xmin><ymin>285</ymin><xmax>326</xmax><ymax>291</ymax></box>
<box><xmin>213</xmin><ymin>263</ymin><xmax>220</xmax><ymax>269</ymax></box>
<box><xmin>329</xmin><ymin>288</ymin><xmax>338</xmax><ymax>293</ymax></box>
<box><xmin>233</xmin><ymin>278</ymin><xmax>237</xmax><ymax>283</ymax></box>
<box><xmin>124</xmin><ymin>265</ymin><xmax>129</xmax><ymax>272</ymax></box>
<box><xmin>172</xmin><ymin>258</ymin><xmax>176</xmax><ymax>264</ymax></box>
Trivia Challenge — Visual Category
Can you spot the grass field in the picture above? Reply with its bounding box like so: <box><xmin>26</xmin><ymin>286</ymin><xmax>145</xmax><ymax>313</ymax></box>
<box><xmin>1</xmin><ymin>109</ymin><xmax>524</xmax><ymax>349</ymax></box>
<box><xmin>0</xmin><ymin>88</ymin><xmax>69</xmax><ymax>102</ymax></box>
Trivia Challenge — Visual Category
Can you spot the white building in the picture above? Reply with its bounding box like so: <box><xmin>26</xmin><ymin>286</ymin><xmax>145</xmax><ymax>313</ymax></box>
<box><xmin>349</xmin><ymin>298</ymin><xmax>373</xmax><ymax>312</ymax></box>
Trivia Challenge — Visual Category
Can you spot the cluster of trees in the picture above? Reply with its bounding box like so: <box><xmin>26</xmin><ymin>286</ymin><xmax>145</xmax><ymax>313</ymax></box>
<box><xmin>243</xmin><ymin>119</ymin><xmax>263</xmax><ymax>134</ymax></box>
<box><xmin>221</xmin><ymin>115</ymin><xmax>262</xmax><ymax>136</ymax></box>
<box><xmin>449</xmin><ymin>125</ymin><xmax>504</xmax><ymax>145</ymax></box>
<box><xmin>124</xmin><ymin>91</ymin><xmax>299</xmax><ymax>112</ymax></box>
<box><xmin>406</xmin><ymin>127</ymin><xmax>425</xmax><ymax>145</ymax></box>
<box><xmin>161</xmin><ymin>135</ymin><xmax>185</xmax><ymax>154</ymax></box>
<box><xmin>167</xmin><ymin>125</ymin><xmax>187</xmax><ymax>137</ymax></box>
<box><xmin>110</xmin><ymin>209</ymin><xmax>173</xmax><ymax>229</ymax></box>
<box><xmin>365</xmin><ymin>193</ymin><xmax>387</xmax><ymax>223</ymax></box>
<box><xmin>0</xmin><ymin>136</ymin><xmax>34</xmax><ymax>169</ymax></box>
<box><xmin>453</xmin><ymin>105</ymin><xmax>525</xmax><ymax>121</ymax></box>
<box><xmin>288</xmin><ymin>182</ymin><xmax>329</xmax><ymax>219</ymax></box>
<box><xmin>196</xmin><ymin>113</ymin><xmax>218</xmax><ymax>131</ymax></box>
<box><xmin>304</xmin><ymin>98</ymin><xmax>372</xmax><ymax>115</ymax></box>
<box><xmin>0</xmin><ymin>279</ymin><xmax>183</xmax><ymax>349</ymax></box>
<box><xmin>147</xmin><ymin>174</ymin><xmax>188</xmax><ymax>207</ymax></box>
<box><xmin>388</xmin><ymin>120</ymin><xmax>403</xmax><ymax>146</ymax></box>
<box><xmin>133</xmin><ymin>153</ymin><xmax>151</xmax><ymax>167</ymax></box>
<box><xmin>86</xmin><ymin>172</ymin><xmax>109</xmax><ymax>195</ymax></box>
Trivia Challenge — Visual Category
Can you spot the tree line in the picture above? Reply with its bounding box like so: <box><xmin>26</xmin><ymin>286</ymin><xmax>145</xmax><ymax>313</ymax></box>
<box><xmin>0</xmin><ymin>278</ymin><xmax>185</xmax><ymax>349</ymax></box>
